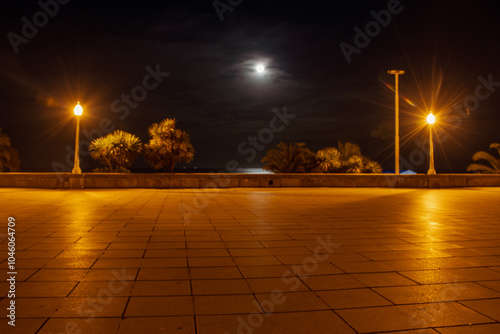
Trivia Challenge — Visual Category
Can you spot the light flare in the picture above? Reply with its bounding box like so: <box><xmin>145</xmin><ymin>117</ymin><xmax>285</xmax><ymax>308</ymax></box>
<box><xmin>379</xmin><ymin>76</ymin><xmax>417</xmax><ymax>107</ymax></box>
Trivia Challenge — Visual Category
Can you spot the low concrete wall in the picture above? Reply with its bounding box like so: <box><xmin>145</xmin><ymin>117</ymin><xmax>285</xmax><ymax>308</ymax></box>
<box><xmin>0</xmin><ymin>173</ymin><xmax>500</xmax><ymax>189</ymax></box>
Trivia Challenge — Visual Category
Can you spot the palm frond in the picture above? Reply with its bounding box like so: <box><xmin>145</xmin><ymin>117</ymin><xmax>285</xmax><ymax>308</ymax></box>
<box><xmin>467</xmin><ymin>163</ymin><xmax>496</xmax><ymax>174</ymax></box>
<box><xmin>472</xmin><ymin>151</ymin><xmax>500</xmax><ymax>171</ymax></box>
<box><xmin>489</xmin><ymin>143</ymin><xmax>500</xmax><ymax>157</ymax></box>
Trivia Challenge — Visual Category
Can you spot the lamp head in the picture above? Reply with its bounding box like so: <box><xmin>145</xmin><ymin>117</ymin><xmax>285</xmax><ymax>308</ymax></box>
<box><xmin>427</xmin><ymin>113</ymin><xmax>435</xmax><ymax>124</ymax></box>
<box><xmin>387</xmin><ymin>70</ymin><xmax>405</xmax><ymax>75</ymax></box>
<box><xmin>74</xmin><ymin>102</ymin><xmax>83</xmax><ymax>116</ymax></box>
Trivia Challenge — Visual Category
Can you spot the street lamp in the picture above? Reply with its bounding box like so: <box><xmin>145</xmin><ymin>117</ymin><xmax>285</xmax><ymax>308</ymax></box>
<box><xmin>388</xmin><ymin>70</ymin><xmax>405</xmax><ymax>174</ymax></box>
<box><xmin>427</xmin><ymin>112</ymin><xmax>436</xmax><ymax>175</ymax></box>
<box><xmin>72</xmin><ymin>102</ymin><xmax>83</xmax><ymax>174</ymax></box>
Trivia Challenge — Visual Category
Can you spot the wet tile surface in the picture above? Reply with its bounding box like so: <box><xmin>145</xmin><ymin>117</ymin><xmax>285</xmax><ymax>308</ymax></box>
<box><xmin>1</xmin><ymin>187</ymin><xmax>500</xmax><ymax>333</ymax></box>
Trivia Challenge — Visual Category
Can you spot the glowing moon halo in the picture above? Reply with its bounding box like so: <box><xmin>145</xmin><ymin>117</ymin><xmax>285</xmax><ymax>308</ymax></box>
<box><xmin>256</xmin><ymin>64</ymin><xmax>266</xmax><ymax>73</ymax></box>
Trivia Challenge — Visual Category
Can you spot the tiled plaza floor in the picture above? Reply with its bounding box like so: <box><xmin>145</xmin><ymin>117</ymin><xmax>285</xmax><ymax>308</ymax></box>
<box><xmin>1</xmin><ymin>187</ymin><xmax>500</xmax><ymax>333</ymax></box>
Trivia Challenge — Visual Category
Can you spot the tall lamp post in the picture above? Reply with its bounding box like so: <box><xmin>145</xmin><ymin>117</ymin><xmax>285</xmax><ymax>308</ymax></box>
<box><xmin>427</xmin><ymin>112</ymin><xmax>436</xmax><ymax>175</ymax></box>
<box><xmin>388</xmin><ymin>70</ymin><xmax>405</xmax><ymax>174</ymax></box>
<box><xmin>72</xmin><ymin>102</ymin><xmax>83</xmax><ymax>174</ymax></box>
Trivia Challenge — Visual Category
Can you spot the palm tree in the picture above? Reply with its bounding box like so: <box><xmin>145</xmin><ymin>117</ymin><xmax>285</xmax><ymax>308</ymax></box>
<box><xmin>312</xmin><ymin>142</ymin><xmax>382</xmax><ymax>174</ymax></box>
<box><xmin>345</xmin><ymin>155</ymin><xmax>365</xmax><ymax>173</ymax></box>
<box><xmin>144</xmin><ymin>118</ymin><xmax>194</xmax><ymax>173</ymax></box>
<box><xmin>338</xmin><ymin>141</ymin><xmax>383</xmax><ymax>173</ymax></box>
<box><xmin>262</xmin><ymin>142</ymin><xmax>315</xmax><ymax>173</ymax></box>
<box><xmin>337</xmin><ymin>141</ymin><xmax>362</xmax><ymax>161</ymax></box>
<box><xmin>467</xmin><ymin>143</ymin><xmax>500</xmax><ymax>173</ymax></box>
<box><xmin>363</xmin><ymin>160</ymin><xmax>383</xmax><ymax>173</ymax></box>
<box><xmin>89</xmin><ymin>130</ymin><xmax>142</xmax><ymax>172</ymax></box>
<box><xmin>0</xmin><ymin>128</ymin><xmax>20</xmax><ymax>172</ymax></box>
<box><xmin>313</xmin><ymin>147</ymin><xmax>342</xmax><ymax>173</ymax></box>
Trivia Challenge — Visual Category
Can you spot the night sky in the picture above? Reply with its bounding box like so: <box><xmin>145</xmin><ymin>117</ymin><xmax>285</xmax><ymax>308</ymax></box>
<box><xmin>1</xmin><ymin>0</ymin><xmax>500</xmax><ymax>173</ymax></box>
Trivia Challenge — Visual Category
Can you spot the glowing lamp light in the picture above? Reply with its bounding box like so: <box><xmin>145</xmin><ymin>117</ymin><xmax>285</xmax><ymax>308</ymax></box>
<box><xmin>256</xmin><ymin>64</ymin><xmax>265</xmax><ymax>74</ymax></box>
<box><xmin>74</xmin><ymin>102</ymin><xmax>83</xmax><ymax>116</ymax></box>
<box><xmin>427</xmin><ymin>113</ymin><xmax>435</xmax><ymax>124</ymax></box>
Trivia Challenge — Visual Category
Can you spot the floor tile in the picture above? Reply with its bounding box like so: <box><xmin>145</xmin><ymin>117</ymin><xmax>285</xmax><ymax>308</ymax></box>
<box><xmin>435</xmin><ymin>323</ymin><xmax>500</xmax><ymax>333</ymax></box>
<box><xmin>196</xmin><ymin>311</ymin><xmax>356</xmax><ymax>334</ymax></box>
<box><xmin>374</xmin><ymin>282</ymin><xmax>500</xmax><ymax>304</ymax></box>
<box><xmin>38</xmin><ymin>318</ymin><xmax>121</xmax><ymax>334</ymax></box>
<box><xmin>255</xmin><ymin>291</ymin><xmax>330</xmax><ymax>312</ymax></box>
<box><xmin>460</xmin><ymin>299</ymin><xmax>500</xmax><ymax>321</ymax></box>
<box><xmin>337</xmin><ymin>302</ymin><xmax>492</xmax><ymax>333</ymax></box>
<box><xmin>352</xmin><ymin>272</ymin><xmax>419</xmax><ymax>287</ymax></box>
<box><xmin>192</xmin><ymin>279</ymin><xmax>252</xmax><ymax>295</ymax></box>
<box><xmin>246</xmin><ymin>277</ymin><xmax>310</xmax><ymax>293</ymax></box>
<box><xmin>194</xmin><ymin>294</ymin><xmax>261</xmax><ymax>315</ymax></box>
<box><xmin>239</xmin><ymin>265</ymin><xmax>289</xmax><ymax>278</ymax></box>
<box><xmin>0</xmin><ymin>318</ymin><xmax>46</xmax><ymax>334</ymax></box>
<box><xmin>125</xmin><ymin>296</ymin><xmax>194</xmax><ymax>316</ymax></box>
<box><xmin>303</xmin><ymin>274</ymin><xmax>365</xmax><ymax>290</ymax></box>
<box><xmin>117</xmin><ymin>316</ymin><xmax>195</xmax><ymax>333</ymax></box>
<box><xmin>400</xmin><ymin>268</ymin><xmax>500</xmax><ymax>284</ymax></box>
<box><xmin>317</xmin><ymin>288</ymin><xmax>393</xmax><ymax>309</ymax></box>
<box><xmin>17</xmin><ymin>281</ymin><xmax>77</xmax><ymax>297</ymax></box>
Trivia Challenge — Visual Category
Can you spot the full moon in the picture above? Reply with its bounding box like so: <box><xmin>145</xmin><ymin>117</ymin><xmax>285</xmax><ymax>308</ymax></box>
<box><xmin>256</xmin><ymin>64</ymin><xmax>265</xmax><ymax>73</ymax></box>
